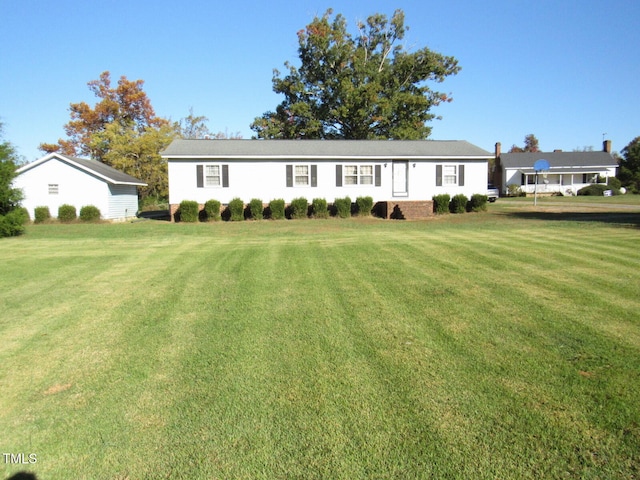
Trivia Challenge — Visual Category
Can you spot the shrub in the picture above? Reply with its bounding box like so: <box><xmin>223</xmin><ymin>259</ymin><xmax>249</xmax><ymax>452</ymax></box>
<box><xmin>290</xmin><ymin>197</ymin><xmax>309</xmax><ymax>219</ymax></box>
<box><xmin>14</xmin><ymin>207</ymin><xmax>30</xmax><ymax>224</ymax></box>
<box><xmin>269</xmin><ymin>199</ymin><xmax>285</xmax><ymax>220</ymax></box>
<box><xmin>204</xmin><ymin>199</ymin><xmax>221</xmax><ymax>221</ymax></box>
<box><xmin>507</xmin><ymin>184</ymin><xmax>525</xmax><ymax>197</ymax></box>
<box><xmin>249</xmin><ymin>198</ymin><xmax>264</xmax><ymax>220</ymax></box>
<box><xmin>229</xmin><ymin>197</ymin><xmax>245</xmax><ymax>221</ymax></box>
<box><xmin>334</xmin><ymin>196</ymin><xmax>351</xmax><ymax>218</ymax></box>
<box><xmin>311</xmin><ymin>198</ymin><xmax>329</xmax><ymax>219</ymax></box>
<box><xmin>450</xmin><ymin>194</ymin><xmax>468</xmax><ymax>214</ymax></box>
<box><xmin>0</xmin><ymin>210</ymin><xmax>26</xmax><ymax>237</ymax></box>
<box><xmin>356</xmin><ymin>196</ymin><xmax>373</xmax><ymax>217</ymax></box>
<box><xmin>577</xmin><ymin>184</ymin><xmax>610</xmax><ymax>196</ymax></box>
<box><xmin>34</xmin><ymin>206</ymin><xmax>51</xmax><ymax>224</ymax></box>
<box><xmin>469</xmin><ymin>194</ymin><xmax>488</xmax><ymax>212</ymax></box>
<box><xmin>432</xmin><ymin>194</ymin><xmax>451</xmax><ymax>214</ymax></box>
<box><xmin>79</xmin><ymin>205</ymin><xmax>101</xmax><ymax>222</ymax></box>
<box><xmin>607</xmin><ymin>176</ymin><xmax>621</xmax><ymax>190</ymax></box>
<box><xmin>58</xmin><ymin>204</ymin><xmax>77</xmax><ymax>223</ymax></box>
<box><xmin>179</xmin><ymin>200</ymin><xmax>199</xmax><ymax>222</ymax></box>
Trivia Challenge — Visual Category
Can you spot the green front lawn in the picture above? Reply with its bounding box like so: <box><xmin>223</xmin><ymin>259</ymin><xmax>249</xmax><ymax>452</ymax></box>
<box><xmin>2</xmin><ymin>211</ymin><xmax>639</xmax><ymax>479</ymax></box>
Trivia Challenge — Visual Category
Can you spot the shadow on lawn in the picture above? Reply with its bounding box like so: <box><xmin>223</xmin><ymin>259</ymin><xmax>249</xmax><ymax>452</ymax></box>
<box><xmin>502</xmin><ymin>211</ymin><xmax>640</xmax><ymax>228</ymax></box>
<box><xmin>6</xmin><ymin>473</ymin><xmax>38</xmax><ymax>480</ymax></box>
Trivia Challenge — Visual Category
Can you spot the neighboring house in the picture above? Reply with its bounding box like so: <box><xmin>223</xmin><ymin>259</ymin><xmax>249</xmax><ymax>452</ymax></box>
<box><xmin>162</xmin><ymin>139</ymin><xmax>493</xmax><ymax>219</ymax></box>
<box><xmin>15</xmin><ymin>153</ymin><xmax>147</xmax><ymax>221</ymax></box>
<box><xmin>493</xmin><ymin>140</ymin><xmax>618</xmax><ymax>196</ymax></box>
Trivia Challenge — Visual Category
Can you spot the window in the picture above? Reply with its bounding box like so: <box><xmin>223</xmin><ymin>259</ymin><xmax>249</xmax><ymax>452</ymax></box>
<box><xmin>436</xmin><ymin>164</ymin><xmax>464</xmax><ymax>187</ymax></box>
<box><xmin>443</xmin><ymin>165</ymin><xmax>457</xmax><ymax>185</ymax></box>
<box><xmin>197</xmin><ymin>164</ymin><xmax>228</xmax><ymax>188</ymax></box>
<box><xmin>48</xmin><ymin>184</ymin><xmax>59</xmax><ymax>195</ymax></box>
<box><xmin>286</xmin><ymin>165</ymin><xmax>317</xmax><ymax>187</ymax></box>
<box><xmin>344</xmin><ymin>165</ymin><xmax>374</xmax><ymax>185</ymax></box>
<box><xmin>295</xmin><ymin>165</ymin><xmax>309</xmax><ymax>186</ymax></box>
<box><xmin>205</xmin><ymin>165</ymin><xmax>221</xmax><ymax>187</ymax></box>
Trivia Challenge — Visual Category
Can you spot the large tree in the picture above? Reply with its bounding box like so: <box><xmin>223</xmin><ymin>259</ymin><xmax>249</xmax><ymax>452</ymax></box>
<box><xmin>618</xmin><ymin>136</ymin><xmax>640</xmax><ymax>193</ymax></box>
<box><xmin>509</xmin><ymin>134</ymin><xmax>540</xmax><ymax>153</ymax></box>
<box><xmin>40</xmin><ymin>72</ymin><xmax>176</xmax><ymax>199</ymax></box>
<box><xmin>251</xmin><ymin>9</ymin><xmax>460</xmax><ymax>140</ymax></box>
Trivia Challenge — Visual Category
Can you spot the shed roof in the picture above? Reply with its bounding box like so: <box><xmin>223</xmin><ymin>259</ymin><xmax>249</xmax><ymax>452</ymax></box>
<box><xmin>17</xmin><ymin>153</ymin><xmax>147</xmax><ymax>186</ymax></box>
<box><xmin>161</xmin><ymin>139</ymin><xmax>492</xmax><ymax>159</ymax></box>
<box><xmin>500</xmin><ymin>151</ymin><xmax>617</xmax><ymax>170</ymax></box>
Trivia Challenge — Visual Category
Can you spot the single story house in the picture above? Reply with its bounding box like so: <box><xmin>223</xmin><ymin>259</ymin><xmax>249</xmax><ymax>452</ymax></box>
<box><xmin>162</xmin><ymin>139</ymin><xmax>493</xmax><ymax>219</ymax></box>
<box><xmin>493</xmin><ymin>140</ymin><xmax>618</xmax><ymax>196</ymax></box>
<box><xmin>15</xmin><ymin>153</ymin><xmax>147</xmax><ymax>221</ymax></box>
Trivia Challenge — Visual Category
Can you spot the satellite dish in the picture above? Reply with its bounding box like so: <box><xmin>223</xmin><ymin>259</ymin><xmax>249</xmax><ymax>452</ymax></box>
<box><xmin>534</xmin><ymin>159</ymin><xmax>550</xmax><ymax>171</ymax></box>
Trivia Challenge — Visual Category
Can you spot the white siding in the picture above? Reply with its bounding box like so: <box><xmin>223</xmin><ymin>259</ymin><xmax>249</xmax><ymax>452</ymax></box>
<box><xmin>15</xmin><ymin>158</ymin><xmax>109</xmax><ymax>218</ymax></box>
<box><xmin>168</xmin><ymin>159</ymin><xmax>489</xmax><ymax>205</ymax></box>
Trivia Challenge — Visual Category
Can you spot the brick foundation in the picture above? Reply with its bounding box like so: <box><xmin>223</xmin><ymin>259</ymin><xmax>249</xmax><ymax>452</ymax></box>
<box><xmin>379</xmin><ymin>200</ymin><xmax>434</xmax><ymax>220</ymax></box>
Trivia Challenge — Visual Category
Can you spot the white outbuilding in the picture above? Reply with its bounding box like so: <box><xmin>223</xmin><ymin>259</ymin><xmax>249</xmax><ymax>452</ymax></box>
<box><xmin>15</xmin><ymin>153</ymin><xmax>147</xmax><ymax>221</ymax></box>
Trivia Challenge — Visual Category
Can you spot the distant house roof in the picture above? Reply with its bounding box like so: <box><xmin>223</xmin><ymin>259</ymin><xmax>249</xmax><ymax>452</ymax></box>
<box><xmin>17</xmin><ymin>153</ymin><xmax>147</xmax><ymax>186</ymax></box>
<box><xmin>500</xmin><ymin>151</ymin><xmax>617</xmax><ymax>170</ymax></box>
<box><xmin>161</xmin><ymin>139</ymin><xmax>492</xmax><ymax>159</ymax></box>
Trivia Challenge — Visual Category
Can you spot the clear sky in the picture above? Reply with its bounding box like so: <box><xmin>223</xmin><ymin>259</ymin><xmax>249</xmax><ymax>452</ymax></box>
<box><xmin>2</xmin><ymin>0</ymin><xmax>639</xmax><ymax>162</ymax></box>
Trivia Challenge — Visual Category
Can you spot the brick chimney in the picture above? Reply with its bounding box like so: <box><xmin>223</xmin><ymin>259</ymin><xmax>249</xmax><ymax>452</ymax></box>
<box><xmin>495</xmin><ymin>142</ymin><xmax>501</xmax><ymax>157</ymax></box>
<box><xmin>554</xmin><ymin>149</ymin><xmax>563</xmax><ymax>152</ymax></box>
<box><xmin>603</xmin><ymin>140</ymin><xmax>612</xmax><ymax>153</ymax></box>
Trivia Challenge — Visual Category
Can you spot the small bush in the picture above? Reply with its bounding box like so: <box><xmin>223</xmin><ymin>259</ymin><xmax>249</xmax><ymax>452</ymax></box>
<box><xmin>432</xmin><ymin>194</ymin><xmax>451</xmax><ymax>215</ymax></box>
<box><xmin>469</xmin><ymin>194</ymin><xmax>488</xmax><ymax>212</ymax></box>
<box><xmin>290</xmin><ymin>197</ymin><xmax>309</xmax><ymax>219</ymax></box>
<box><xmin>204</xmin><ymin>199</ymin><xmax>221</xmax><ymax>221</ymax></box>
<box><xmin>79</xmin><ymin>205</ymin><xmax>101</xmax><ymax>222</ymax></box>
<box><xmin>577</xmin><ymin>184</ymin><xmax>610</xmax><ymax>196</ymax></box>
<box><xmin>249</xmin><ymin>198</ymin><xmax>264</xmax><ymax>220</ymax></box>
<box><xmin>311</xmin><ymin>198</ymin><xmax>329</xmax><ymax>219</ymax></box>
<box><xmin>269</xmin><ymin>199</ymin><xmax>285</xmax><ymax>220</ymax></box>
<box><xmin>34</xmin><ymin>206</ymin><xmax>51</xmax><ymax>224</ymax></box>
<box><xmin>229</xmin><ymin>197</ymin><xmax>245</xmax><ymax>221</ymax></box>
<box><xmin>0</xmin><ymin>210</ymin><xmax>26</xmax><ymax>237</ymax></box>
<box><xmin>607</xmin><ymin>176</ymin><xmax>622</xmax><ymax>190</ymax></box>
<box><xmin>179</xmin><ymin>200</ymin><xmax>199</xmax><ymax>222</ymax></box>
<box><xmin>334</xmin><ymin>196</ymin><xmax>351</xmax><ymax>218</ymax></box>
<box><xmin>450</xmin><ymin>194</ymin><xmax>468</xmax><ymax>214</ymax></box>
<box><xmin>58</xmin><ymin>204</ymin><xmax>77</xmax><ymax>223</ymax></box>
<box><xmin>507</xmin><ymin>184</ymin><xmax>525</xmax><ymax>197</ymax></box>
<box><xmin>356</xmin><ymin>196</ymin><xmax>374</xmax><ymax>217</ymax></box>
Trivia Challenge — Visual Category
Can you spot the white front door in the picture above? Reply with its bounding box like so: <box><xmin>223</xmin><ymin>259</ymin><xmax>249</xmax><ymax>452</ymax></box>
<box><xmin>393</xmin><ymin>161</ymin><xmax>408</xmax><ymax>197</ymax></box>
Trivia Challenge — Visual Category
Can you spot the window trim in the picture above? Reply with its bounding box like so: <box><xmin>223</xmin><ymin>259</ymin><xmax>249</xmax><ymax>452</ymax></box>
<box><xmin>286</xmin><ymin>164</ymin><xmax>317</xmax><ymax>187</ymax></box>
<box><xmin>340</xmin><ymin>164</ymin><xmax>379</xmax><ymax>186</ymax></box>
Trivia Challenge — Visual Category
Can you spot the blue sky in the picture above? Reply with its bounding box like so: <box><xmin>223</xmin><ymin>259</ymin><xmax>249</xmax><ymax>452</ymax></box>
<box><xmin>2</xmin><ymin>0</ymin><xmax>639</xmax><ymax>162</ymax></box>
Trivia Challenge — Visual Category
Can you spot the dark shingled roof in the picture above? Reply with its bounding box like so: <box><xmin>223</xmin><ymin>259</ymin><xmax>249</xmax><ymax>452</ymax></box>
<box><xmin>161</xmin><ymin>139</ymin><xmax>492</xmax><ymax>159</ymax></box>
<box><xmin>500</xmin><ymin>151</ymin><xmax>617</xmax><ymax>170</ymax></box>
<box><xmin>18</xmin><ymin>153</ymin><xmax>147</xmax><ymax>185</ymax></box>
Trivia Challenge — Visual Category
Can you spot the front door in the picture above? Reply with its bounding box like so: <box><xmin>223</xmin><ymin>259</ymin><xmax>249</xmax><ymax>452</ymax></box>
<box><xmin>392</xmin><ymin>161</ymin><xmax>408</xmax><ymax>197</ymax></box>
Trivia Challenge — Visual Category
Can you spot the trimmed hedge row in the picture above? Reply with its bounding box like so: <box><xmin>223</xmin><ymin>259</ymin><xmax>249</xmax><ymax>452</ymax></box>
<box><xmin>432</xmin><ymin>193</ymin><xmax>488</xmax><ymax>214</ymax></box>
<box><xmin>31</xmin><ymin>204</ymin><xmax>102</xmax><ymax>223</ymax></box>
<box><xmin>176</xmin><ymin>196</ymin><xmax>377</xmax><ymax>222</ymax></box>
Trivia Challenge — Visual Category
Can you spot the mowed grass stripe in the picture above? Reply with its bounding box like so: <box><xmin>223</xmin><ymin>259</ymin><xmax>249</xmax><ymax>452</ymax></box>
<box><xmin>1</xmin><ymin>218</ymin><xmax>639</xmax><ymax>479</ymax></box>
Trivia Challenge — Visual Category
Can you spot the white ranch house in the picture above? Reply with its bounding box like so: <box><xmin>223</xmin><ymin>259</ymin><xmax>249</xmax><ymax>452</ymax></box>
<box><xmin>494</xmin><ymin>141</ymin><xmax>618</xmax><ymax>196</ymax></box>
<box><xmin>162</xmin><ymin>139</ymin><xmax>493</xmax><ymax>219</ymax></box>
<box><xmin>15</xmin><ymin>153</ymin><xmax>147</xmax><ymax>221</ymax></box>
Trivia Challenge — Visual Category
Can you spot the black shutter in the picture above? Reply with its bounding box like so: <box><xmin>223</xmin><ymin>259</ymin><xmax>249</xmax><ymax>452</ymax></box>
<box><xmin>436</xmin><ymin>165</ymin><xmax>442</xmax><ymax>186</ymax></box>
<box><xmin>286</xmin><ymin>165</ymin><xmax>293</xmax><ymax>187</ymax></box>
<box><xmin>336</xmin><ymin>165</ymin><xmax>342</xmax><ymax>187</ymax></box>
<box><xmin>521</xmin><ymin>173</ymin><xmax>526</xmax><ymax>185</ymax></box>
<box><xmin>197</xmin><ymin>165</ymin><xmax>204</xmax><ymax>188</ymax></box>
<box><xmin>458</xmin><ymin>165</ymin><xmax>465</xmax><ymax>186</ymax></box>
<box><xmin>375</xmin><ymin>165</ymin><xmax>381</xmax><ymax>186</ymax></box>
<box><xmin>311</xmin><ymin>165</ymin><xmax>317</xmax><ymax>187</ymax></box>
<box><xmin>222</xmin><ymin>165</ymin><xmax>229</xmax><ymax>187</ymax></box>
